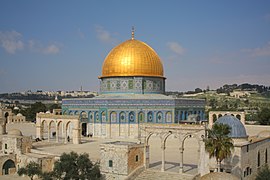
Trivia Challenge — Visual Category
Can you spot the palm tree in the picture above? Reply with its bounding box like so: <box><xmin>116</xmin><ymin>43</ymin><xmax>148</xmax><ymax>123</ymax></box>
<box><xmin>204</xmin><ymin>123</ymin><xmax>234</xmax><ymax>172</ymax></box>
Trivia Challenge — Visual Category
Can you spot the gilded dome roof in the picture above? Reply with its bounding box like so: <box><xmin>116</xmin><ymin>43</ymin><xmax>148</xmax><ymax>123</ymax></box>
<box><xmin>100</xmin><ymin>39</ymin><xmax>164</xmax><ymax>78</ymax></box>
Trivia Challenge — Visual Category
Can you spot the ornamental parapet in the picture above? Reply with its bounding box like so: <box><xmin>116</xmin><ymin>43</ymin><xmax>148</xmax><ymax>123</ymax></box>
<box><xmin>36</xmin><ymin>113</ymin><xmax>79</xmax><ymax>119</ymax></box>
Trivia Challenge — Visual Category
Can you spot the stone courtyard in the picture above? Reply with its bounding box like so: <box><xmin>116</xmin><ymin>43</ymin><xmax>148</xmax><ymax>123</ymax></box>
<box><xmin>3</xmin><ymin>122</ymin><xmax>270</xmax><ymax>179</ymax></box>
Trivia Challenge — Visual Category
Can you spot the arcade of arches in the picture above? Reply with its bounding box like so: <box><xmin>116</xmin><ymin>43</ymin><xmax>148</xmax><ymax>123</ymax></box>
<box><xmin>36</xmin><ymin>113</ymin><xmax>81</xmax><ymax>144</ymax></box>
<box><xmin>208</xmin><ymin>111</ymin><xmax>245</xmax><ymax>127</ymax></box>
<box><xmin>141</xmin><ymin>124</ymin><xmax>209</xmax><ymax>175</ymax></box>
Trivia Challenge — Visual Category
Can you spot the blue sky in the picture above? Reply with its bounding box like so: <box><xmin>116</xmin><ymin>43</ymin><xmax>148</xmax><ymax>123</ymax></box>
<box><xmin>0</xmin><ymin>1</ymin><xmax>270</xmax><ymax>93</ymax></box>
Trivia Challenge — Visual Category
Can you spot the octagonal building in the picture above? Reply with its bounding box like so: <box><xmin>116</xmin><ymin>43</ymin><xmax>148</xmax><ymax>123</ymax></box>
<box><xmin>61</xmin><ymin>30</ymin><xmax>206</xmax><ymax>138</ymax></box>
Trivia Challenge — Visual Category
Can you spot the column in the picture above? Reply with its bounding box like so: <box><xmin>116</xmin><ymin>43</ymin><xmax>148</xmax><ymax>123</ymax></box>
<box><xmin>36</xmin><ymin>125</ymin><xmax>42</xmax><ymax>139</ymax></box>
<box><xmin>179</xmin><ymin>147</ymin><xmax>184</xmax><ymax>173</ymax></box>
<box><xmin>144</xmin><ymin>145</ymin><xmax>150</xmax><ymax>168</ymax></box>
<box><xmin>56</xmin><ymin>127</ymin><xmax>59</xmax><ymax>143</ymax></box>
<box><xmin>240</xmin><ymin>112</ymin><xmax>245</xmax><ymax>125</ymax></box>
<box><xmin>209</xmin><ymin>112</ymin><xmax>213</xmax><ymax>128</ymax></box>
<box><xmin>161</xmin><ymin>145</ymin><xmax>166</xmax><ymax>172</ymax></box>
<box><xmin>64</xmin><ymin>127</ymin><xmax>67</xmax><ymax>144</ymax></box>
<box><xmin>47</xmin><ymin>127</ymin><xmax>50</xmax><ymax>142</ymax></box>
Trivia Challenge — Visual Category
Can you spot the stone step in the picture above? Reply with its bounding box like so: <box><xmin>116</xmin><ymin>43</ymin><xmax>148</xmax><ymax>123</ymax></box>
<box><xmin>135</xmin><ymin>169</ymin><xmax>195</xmax><ymax>180</ymax></box>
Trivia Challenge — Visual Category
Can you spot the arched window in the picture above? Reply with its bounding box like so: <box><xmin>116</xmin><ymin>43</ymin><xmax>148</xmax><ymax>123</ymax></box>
<box><xmin>258</xmin><ymin>151</ymin><xmax>260</xmax><ymax>167</ymax></box>
<box><xmin>147</xmin><ymin>112</ymin><xmax>153</xmax><ymax>122</ymax></box>
<box><xmin>156</xmin><ymin>112</ymin><xmax>163</xmax><ymax>123</ymax></box>
<box><xmin>166</xmin><ymin>112</ymin><xmax>172</xmax><ymax>123</ymax></box>
<box><xmin>95</xmin><ymin>111</ymin><xmax>99</xmax><ymax>122</ymax></box>
<box><xmin>138</xmin><ymin>112</ymin><xmax>144</xmax><ymax>123</ymax></box>
<box><xmin>110</xmin><ymin>112</ymin><xmax>117</xmax><ymax>123</ymax></box>
<box><xmin>129</xmin><ymin>112</ymin><xmax>135</xmax><ymax>123</ymax></box>
<box><xmin>101</xmin><ymin>111</ymin><xmax>106</xmax><ymax>122</ymax></box>
<box><xmin>88</xmin><ymin>111</ymin><xmax>93</xmax><ymax>123</ymax></box>
<box><xmin>119</xmin><ymin>112</ymin><xmax>126</xmax><ymax>123</ymax></box>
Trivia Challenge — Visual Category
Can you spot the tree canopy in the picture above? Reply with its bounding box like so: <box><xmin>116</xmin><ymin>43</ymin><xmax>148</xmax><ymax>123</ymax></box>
<box><xmin>17</xmin><ymin>161</ymin><xmax>42</xmax><ymax>180</ymax></box>
<box><xmin>53</xmin><ymin>151</ymin><xmax>101</xmax><ymax>180</ymax></box>
<box><xmin>204</xmin><ymin>123</ymin><xmax>234</xmax><ymax>172</ymax></box>
<box><xmin>18</xmin><ymin>152</ymin><xmax>101</xmax><ymax>180</ymax></box>
<box><xmin>257</xmin><ymin>108</ymin><xmax>270</xmax><ymax>125</ymax></box>
<box><xmin>256</xmin><ymin>164</ymin><xmax>270</xmax><ymax>180</ymax></box>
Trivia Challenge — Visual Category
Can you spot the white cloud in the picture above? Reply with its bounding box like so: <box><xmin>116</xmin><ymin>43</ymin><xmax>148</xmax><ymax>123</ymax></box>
<box><xmin>28</xmin><ymin>40</ymin><xmax>60</xmax><ymax>55</ymax></box>
<box><xmin>42</xmin><ymin>44</ymin><xmax>60</xmax><ymax>54</ymax></box>
<box><xmin>242</xmin><ymin>42</ymin><xmax>270</xmax><ymax>57</ymax></box>
<box><xmin>167</xmin><ymin>42</ymin><xmax>185</xmax><ymax>55</ymax></box>
<box><xmin>0</xmin><ymin>30</ymin><xmax>24</xmax><ymax>54</ymax></box>
<box><xmin>95</xmin><ymin>25</ymin><xmax>117</xmax><ymax>44</ymax></box>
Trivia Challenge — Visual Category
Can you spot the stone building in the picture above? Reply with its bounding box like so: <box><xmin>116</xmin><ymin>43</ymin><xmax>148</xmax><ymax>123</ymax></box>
<box><xmin>208</xmin><ymin>115</ymin><xmax>270</xmax><ymax>180</ymax></box>
<box><xmin>100</xmin><ymin>141</ymin><xmax>144</xmax><ymax>180</ymax></box>
<box><xmin>7</xmin><ymin>113</ymin><xmax>26</xmax><ymax>123</ymax></box>
<box><xmin>61</xmin><ymin>30</ymin><xmax>206</xmax><ymax>139</ymax></box>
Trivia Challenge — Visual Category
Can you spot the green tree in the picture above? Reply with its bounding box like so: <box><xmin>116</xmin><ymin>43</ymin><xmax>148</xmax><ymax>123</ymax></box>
<box><xmin>204</xmin><ymin>123</ymin><xmax>234</xmax><ymax>172</ymax></box>
<box><xmin>256</xmin><ymin>164</ymin><xmax>270</xmax><ymax>180</ymax></box>
<box><xmin>21</xmin><ymin>102</ymin><xmax>47</xmax><ymax>121</ymax></box>
<box><xmin>53</xmin><ymin>151</ymin><xmax>101</xmax><ymax>180</ymax></box>
<box><xmin>49</xmin><ymin>103</ymin><xmax>61</xmax><ymax>112</ymax></box>
<box><xmin>257</xmin><ymin>108</ymin><xmax>270</xmax><ymax>125</ymax></box>
<box><xmin>17</xmin><ymin>161</ymin><xmax>42</xmax><ymax>180</ymax></box>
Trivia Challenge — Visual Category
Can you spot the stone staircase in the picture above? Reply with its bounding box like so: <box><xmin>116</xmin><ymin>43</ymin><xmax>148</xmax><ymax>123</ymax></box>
<box><xmin>135</xmin><ymin>169</ymin><xmax>195</xmax><ymax>180</ymax></box>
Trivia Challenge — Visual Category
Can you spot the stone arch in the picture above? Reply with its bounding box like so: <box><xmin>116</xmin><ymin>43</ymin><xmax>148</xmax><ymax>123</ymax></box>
<box><xmin>179</xmin><ymin>133</ymin><xmax>202</xmax><ymax>173</ymax></box>
<box><xmin>57</xmin><ymin>121</ymin><xmax>64</xmax><ymax>142</ymax></box>
<box><xmin>147</xmin><ymin>111</ymin><xmax>153</xmax><ymax>122</ymax></box>
<box><xmin>48</xmin><ymin>120</ymin><xmax>56</xmax><ymax>141</ymax></box>
<box><xmin>74</xmin><ymin>111</ymin><xmax>79</xmax><ymax>115</ymax></box>
<box><xmin>236</xmin><ymin>114</ymin><xmax>241</xmax><ymax>120</ymax></box>
<box><xmin>65</xmin><ymin>121</ymin><xmax>72</xmax><ymax>142</ymax></box>
<box><xmin>41</xmin><ymin>120</ymin><xmax>48</xmax><ymax>139</ymax></box>
<box><xmin>161</xmin><ymin>131</ymin><xmax>173</xmax><ymax>146</ymax></box>
<box><xmin>146</xmin><ymin>132</ymin><xmax>154</xmax><ymax>145</ymax></box>
<box><xmin>218</xmin><ymin>114</ymin><xmax>222</xmax><ymax>118</ymax></box>
<box><xmin>156</xmin><ymin>111</ymin><xmax>163</xmax><ymax>123</ymax></box>
<box><xmin>2</xmin><ymin>159</ymin><xmax>15</xmax><ymax>175</ymax></box>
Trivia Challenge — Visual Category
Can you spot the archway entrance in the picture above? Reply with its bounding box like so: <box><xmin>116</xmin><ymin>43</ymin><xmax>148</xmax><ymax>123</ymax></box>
<box><xmin>82</xmin><ymin>123</ymin><xmax>87</xmax><ymax>136</ymax></box>
<box><xmin>2</xmin><ymin>159</ymin><xmax>15</xmax><ymax>175</ymax></box>
<box><xmin>142</xmin><ymin>124</ymin><xmax>206</xmax><ymax>175</ymax></box>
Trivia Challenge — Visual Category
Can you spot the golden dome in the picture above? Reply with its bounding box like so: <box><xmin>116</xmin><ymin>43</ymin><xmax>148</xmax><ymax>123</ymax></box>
<box><xmin>100</xmin><ymin>39</ymin><xmax>164</xmax><ymax>78</ymax></box>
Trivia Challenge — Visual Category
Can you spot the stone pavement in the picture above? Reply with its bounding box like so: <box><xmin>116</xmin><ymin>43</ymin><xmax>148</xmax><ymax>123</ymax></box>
<box><xmin>135</xmin><ymin>169</ymin><xmax>194</xmax><ymax>180</ymax></box>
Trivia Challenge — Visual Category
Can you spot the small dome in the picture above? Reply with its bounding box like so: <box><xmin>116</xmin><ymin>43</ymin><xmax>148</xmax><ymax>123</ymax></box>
<box><xmin>215</xmin><ymin>115</ymin><xmax>247</xmax><ymax>138</ymax></box>
<box><xmin>14</xmin><ymin>107</ymin><xmax>19</xmax><ymax>110</ymax></box>
<box><xmin>257</xmin><ymin>130</ymin><xmax>270</xmax><ymax>138</ymax></box>
<box><xmin>200</xmin><ymin>172</ymin><xmax>238</xmax><ymax>180</ymax></box>
<box><xmin>8</xmin><ymin>129</ymin><xmax>23</xmax><ymax>136</ymax></box>
<box><xmin>17</xmin><ymin>113</ymin><xmax>23</xmax><ymax>116</ymax></box>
